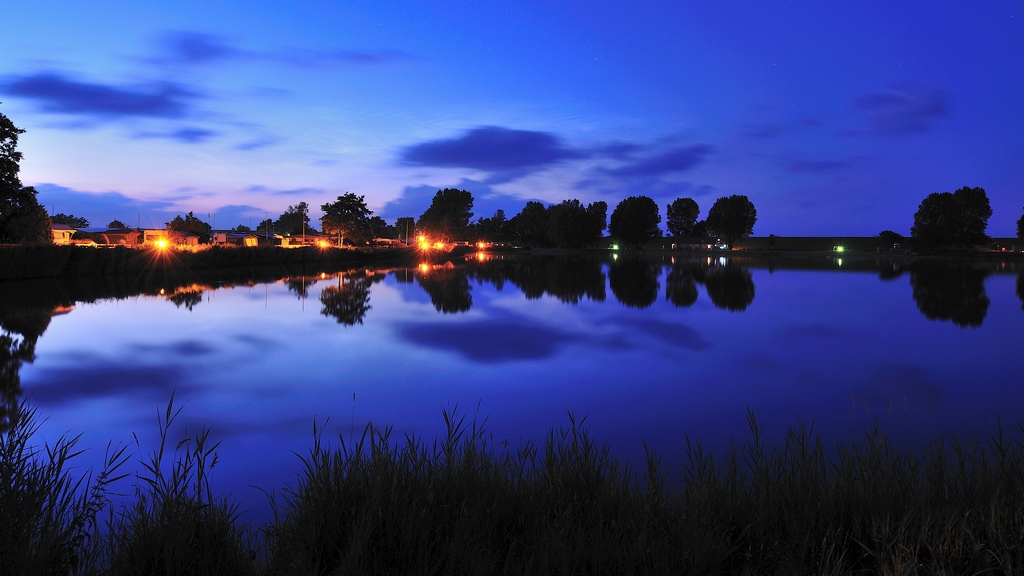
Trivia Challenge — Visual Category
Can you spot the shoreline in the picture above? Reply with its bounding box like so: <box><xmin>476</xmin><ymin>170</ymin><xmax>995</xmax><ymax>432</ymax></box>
<box><xmin>2</xmin><ymin>243</ymin><xmax>1021</xmax><ymax>283</ymax></box>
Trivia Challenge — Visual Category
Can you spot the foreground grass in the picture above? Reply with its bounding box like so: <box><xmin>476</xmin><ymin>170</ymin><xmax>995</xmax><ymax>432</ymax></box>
<box><xmin>4</xmin><ymin>400</ymin><xmax>1024</xmax><ymax>575</ymax></box>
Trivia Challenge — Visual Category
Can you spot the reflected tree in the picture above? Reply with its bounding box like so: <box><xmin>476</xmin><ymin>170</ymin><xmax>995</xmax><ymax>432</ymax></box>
<box><xmin>608</xmin><ymin>258</ymin><xmax>661</xmax><ymax>309</ymax></box>
<box><xmin>167</xmin><ymin>291</ymin><xmax>203</xmax><ymax>311</ymax></box>
<box><xmin>417</xmin><ymin>264</ymin><xmax>472</xmax><ymax>313</ymax></box>
<box><xmin>910</xmin><ymin>264</ymin><xmax>989</xmax><ymax>327</ymax></box>
<box><xmin>665</xmin><ymin>264</ymin><xmax>699</xmax><ymax>307</ymax></box>
<box><xmin>704</xmin><ymin>265</ymin><xmax>755</xmax><ymax>312</ymax></box>
<box><xmin>544</xmin><ymin>257</ymin><xmax>606</xmax><ymax>304</ymax></box>
<box><xmin>1018</xmin><ymin>272</ymin><xmax>1024</xmax><ymax>311</ymax></box>
<box><xmin>320</xmin><ymin>273</ymin><xmax>373</xmax><ymax>326</ymax></box>
<box><xmin>285</xmin><ymin>277</ymin><xmax>318</xmax><ymax>299</ymax></box>
<box><xmin>0</xmin><ymin>305</ymin><xmax>53</xmax><ymax>431</ymax></box>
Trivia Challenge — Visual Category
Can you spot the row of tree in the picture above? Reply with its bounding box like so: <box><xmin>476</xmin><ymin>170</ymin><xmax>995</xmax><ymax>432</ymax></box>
<box><xmin>403</xmin><ymin>189</ymin><xmax>757</xmax><ymax>249</ymax></box>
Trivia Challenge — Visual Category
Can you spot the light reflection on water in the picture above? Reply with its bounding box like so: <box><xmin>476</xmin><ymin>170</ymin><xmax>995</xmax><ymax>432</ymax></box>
<box><xmin>4</xmin><ymin>253</ymin><xmax>1024</xmax><ymax>523</ymax></box>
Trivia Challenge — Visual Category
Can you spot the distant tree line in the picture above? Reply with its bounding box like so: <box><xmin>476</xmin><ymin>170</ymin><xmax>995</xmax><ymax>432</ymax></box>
<box><xmin>7</xmin><ymin>103</ymin><xmax>1024</xmax><ymax>249</ymax></box>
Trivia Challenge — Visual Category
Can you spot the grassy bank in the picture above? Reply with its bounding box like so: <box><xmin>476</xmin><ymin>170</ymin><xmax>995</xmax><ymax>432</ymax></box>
<box><xmin>5</xmin><ymin>400</ymin><xmax>1024</xmax><ymax>575</ymax></box>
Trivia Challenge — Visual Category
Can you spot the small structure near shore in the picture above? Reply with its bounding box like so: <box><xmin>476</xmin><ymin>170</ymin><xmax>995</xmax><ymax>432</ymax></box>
<box><xmin>51</xmin><ymin>223</ymin><xmax>75</xmax><ymax>245</ymax></box>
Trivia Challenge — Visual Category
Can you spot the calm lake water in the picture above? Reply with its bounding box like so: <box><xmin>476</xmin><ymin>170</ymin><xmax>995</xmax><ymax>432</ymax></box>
<box><xmin>4</xmin><ymin>252</ymin><xmax>1024</xmax><ymax>522</ymax></box>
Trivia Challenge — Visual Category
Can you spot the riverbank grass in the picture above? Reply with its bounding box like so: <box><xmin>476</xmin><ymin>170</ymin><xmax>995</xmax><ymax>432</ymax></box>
<box><xmin>5</xmin><ymin>401</ymin><xmax>1024</xmax><ymax>575</ymax></box>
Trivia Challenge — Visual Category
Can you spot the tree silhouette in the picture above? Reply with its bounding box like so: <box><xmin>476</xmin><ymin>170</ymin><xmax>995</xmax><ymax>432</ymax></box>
<box><xmin>417</xmin><ymin>188</ymin><xmax>474</xmax><ymax>242</ymax></box>
<box><xmin>321</xmin><ymin>193</ymin><xmax>372</xmax><ymax>246</ymax></box>
<box><xmin>512</xmin><ymin>201</ymin><xmax>550</xmax><ymax>248</ymax></box>
<box><xmin>50</xmin><ymin>213</ymin><xmax>90</xmax><ymax>228</ymax></box>
<box><xmin>1</xmin><ymin>107</ymin><xmax>52</xmax><ymax>244</ymax></box>
<box><xmin>396</xmin><ymin>217</ymin><xmax>416</xmax><ymax>243</ymax></box>
<box><xmin>705</xmin><ymin>195</ymin><xmax>757</xmax><ymax>247</ymax></box>
<box><xmin>276</xmin><ymin>202</ymin><xmax>313</xmax><ymax>236</ymax></box>
<box><xmin>911</xmin><ymin>186</ymin><xmax>991</xmax><ymax>248</ymax></box>
<box><xmin>167</xmin><ymin>211</ymin><xmax>212</xmax><ymax>240</ymax></box>
<box><xmin>666</xmin><ymin>198</ymin><xmax>700</xmax><ymax>237</ymax></box>
<box><xmin>1017</xmin><ymin>207</ymin><xmax>1023</xmax><ymax>240</ymax></box>
<box><xmin>609</xmin><ymin>196</ymin><xmax>661</xmax><ymax>248</ymax></box>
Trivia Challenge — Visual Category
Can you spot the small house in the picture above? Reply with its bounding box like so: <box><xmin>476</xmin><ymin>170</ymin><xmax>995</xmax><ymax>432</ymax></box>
<box><xmin>76</xmin><ymin>227</ymin><xmax>141</xmax><ymax>246</ymax></box>
<box><xmin>213</xmin><ymin>233</ymin><xmax>259</xmax><ymax>247</ymax></box>
<box><xmin>51</xmin><ymin>223</ymin><xmax>75</xmax><ymax>245</ymax></box>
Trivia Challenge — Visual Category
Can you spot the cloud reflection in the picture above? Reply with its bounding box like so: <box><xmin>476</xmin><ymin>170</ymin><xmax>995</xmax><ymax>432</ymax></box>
<box><xmin>397</xmin><ymin>319</ymin><xmax>569</xmax><ymax>363</ymax></box>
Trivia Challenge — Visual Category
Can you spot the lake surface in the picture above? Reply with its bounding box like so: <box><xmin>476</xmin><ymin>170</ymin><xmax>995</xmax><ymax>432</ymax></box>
<box><xmin>4</xmin><ymin>252</ymin><xmax>1024</xmax><ymax>522</ymax></box>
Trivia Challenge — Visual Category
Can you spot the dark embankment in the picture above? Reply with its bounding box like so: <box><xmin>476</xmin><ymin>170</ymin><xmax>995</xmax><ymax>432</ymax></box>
<box><xmin>0</xmin><ymin>244</ymin><xmax>428</xmax><ymax>282</ymax></box>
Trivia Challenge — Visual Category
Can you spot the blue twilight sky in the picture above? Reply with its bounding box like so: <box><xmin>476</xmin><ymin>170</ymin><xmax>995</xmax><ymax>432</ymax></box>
<box><xmin>1</xmin><ymin>1</ymin><xmax>1021</xmax><ymax>235</ymax></box>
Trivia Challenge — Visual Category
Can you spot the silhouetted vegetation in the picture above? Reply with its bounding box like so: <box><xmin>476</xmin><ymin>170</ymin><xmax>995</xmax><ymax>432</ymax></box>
<box><xmin>9</xmin><ymin>398</ymin><xmax>1024</xmax><ymax>575</ymax></box>
<box><xmin>320</xmin><ymin>192</ymin><xmax>372</xmax><ymax>246</ymax></box>
<box><xmin>50</xmin><ymin>213</ymin><xmax>90</xmax><ymax>228</ymax></box>
<box><xmin>1</xmin><ymin>108</ymin><xmax>51</xmax><ymax>245</ymax></box>
<box><xmin>706</xmin><ymin>194</ymin><xmax>757</xmax><ymax>246</ymax></box>
<box><xmin>166</xmin><ymin>211</ymin><xmax>212</xmax><ymax>242</ymax></box>
<box><xmin>609</xmin><ymin>196</ymin><xmax>661</xmax><ymax>248</ymax></box>
<box><xmin>275</xmin><ymin>202</ymin><xmax>315</xmax><ymax>236</ymax></box>
<box><xmin>911</xmin><ymin>186</ymin><xmax>992</xmax><ymax>248</ymax></box>
<box><xmin>666</xmin><ymin>197</ymin><xmax>700</xmax><ymax>238</ymax></box>
<box><xmin>417</xmin><ymin>188</ymin><xmax>474</xmax><ymax>242</ymax></box>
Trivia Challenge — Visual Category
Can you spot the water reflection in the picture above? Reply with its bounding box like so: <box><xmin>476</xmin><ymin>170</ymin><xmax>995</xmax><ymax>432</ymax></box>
<box><xmin>1018</xmin><ymin>271</ymin><xmax>1024</xmax><ymax>311</ymax></box>
<box><xmin>909</xmin><ymin>264</ymin><xmax>990</xmax><ymax>328</ymax></box>
<box><xmin>608</xmin><ymin>258</ymin><xmax>661</xmax><ymax>309</ymax></box>
<box><xmin>416</xmin><ymin>263</ymin><xmax>472</xmax><ymax>313</ymax></box>
<box><xmin>319</xmin><ymin>271</ymin><xmax>378</xmax><ymax>325</ymax></box>
<box><xmin>665</xmin><ymin>265</ymin><xmax>699</xmax><ymax>307</ymax></box>
<box><xmin>167</xmin><ymin>287</ymin><xmax>205</xmax><ymax>311</ymax></box>
<box><xmin>704</xmin><ymin>265</ymin><xmax>756</xmax><ymax>312</ymax></box>
<box><xmin>464</xmin><ymin>256</ymin><xmax>606</xmax><ymax>304</ymax></box>
<box><xmin>0</xmin><ymin>302</ymin><xmax>54</xmax><ymax>431</ymax></box>
<box><xmin>2</xmin><ymin>255</ymin><xmax>1019</xmax><ymax>427</ymax></box>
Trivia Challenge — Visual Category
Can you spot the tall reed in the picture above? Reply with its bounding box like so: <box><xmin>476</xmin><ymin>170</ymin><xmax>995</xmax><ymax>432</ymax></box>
<box><xmin>98</xmin><ymin>392</ymin><xmax>259</xmax><ymax>576</ymax></box>
<box><xmin>7</xmin><ymin>396</ymin><xmax>1024</xmax><ymax>574</ymax></box>
<box><xmin>0</xmin><ymin>401</ymin><xmax>128</xmax><ymax>575</ymax></box>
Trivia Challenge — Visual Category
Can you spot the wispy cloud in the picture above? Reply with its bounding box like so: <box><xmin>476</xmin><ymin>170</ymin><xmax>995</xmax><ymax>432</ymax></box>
<box><xmin>401</xmin><ymin>126</ymin><xmax>589</xmax><ymax>178</ymax></box>
<box><xmin>158</xmin><ymin>30</ymin><xmax>413</xmax><ymax>69</ymax></box>
<box><xmin>162</xmin><ymin>31</ymin><xmax>241</xmax><ymax>65</ymax></box>
<box><xmin>3</xmin><ymin>72</ymin><xmax>200</xmax><ymax>119</ymax></box>
<box><xmin>600</xmin><ymin>144</ymin><xmax>713</xmax><ymax>177</ymax></box>
<box><xmin>855</xmin><ymin>84</ymin><xmax>947</xmax><ymax>136</ymax></box>
<box><xmin>786</xmin><ymin>158</ymin><xmax>851</xmax><ymax>174</ymax></box>
<box><xmin>135</xmin><ymin>127</ymin><xmax>219</xmax><ymax>143</ymax></box>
